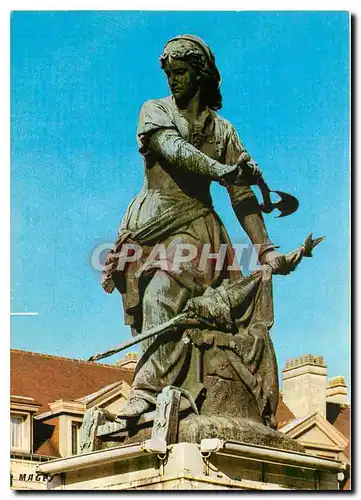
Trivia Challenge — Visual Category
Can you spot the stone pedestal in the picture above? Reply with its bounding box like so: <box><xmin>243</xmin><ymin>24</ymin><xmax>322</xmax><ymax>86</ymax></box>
<box><xmin>37</xmin><ymin>439</ymin><xmax>344</xmax><ymax>491</ymax></box>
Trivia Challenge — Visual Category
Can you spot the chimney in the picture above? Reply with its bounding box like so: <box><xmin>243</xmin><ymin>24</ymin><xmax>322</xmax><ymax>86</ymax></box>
<box><xmin>115</xmin><ymin>352</ymin><xmax>139</xmax><ymax>371</ymax></box>
<box><xmin>282</xmin><ymin>354</ymin><xmax>327</xmax><ymax>419</ymax></box>
<box><xmin>326</xmin><ymin>376</ymin><xmax>348</xmax><ymax>405</ymax></box>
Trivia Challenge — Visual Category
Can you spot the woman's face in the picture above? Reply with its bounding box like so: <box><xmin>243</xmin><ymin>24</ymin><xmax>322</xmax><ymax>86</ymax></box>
<box><xmin>164</xmin><ymin>58</ymin><xmax>199</xmax><ymax>105</ymax></box>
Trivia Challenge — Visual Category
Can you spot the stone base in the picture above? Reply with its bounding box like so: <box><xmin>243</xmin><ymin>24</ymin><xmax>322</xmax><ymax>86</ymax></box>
<box><xmin>37</xmin><ymin>440</ymin><xmax>344</xmax><ymax>491</ymax></box>
<box><xmin>122</xmin><ymin>415</ymin><xmax>304</xmax><ymax>453</ymax></box>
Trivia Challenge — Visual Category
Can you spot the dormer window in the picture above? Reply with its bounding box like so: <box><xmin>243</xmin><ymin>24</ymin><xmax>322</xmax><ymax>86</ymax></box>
<box><xmin>11</xmin><ymin>414</ymin><xmax>25</xmax><ymax>450</ymax></box>
<box><xmin>10</xmin><ymin>396</ymin><xmax>41</xmax><ymax>454</ymax></box>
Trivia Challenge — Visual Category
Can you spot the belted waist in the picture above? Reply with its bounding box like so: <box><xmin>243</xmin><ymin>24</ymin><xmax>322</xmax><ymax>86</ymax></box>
<box><xmin>101</xmin><ymin>200</ymin><xmax>212</xmax><ymax>293</ymax></box>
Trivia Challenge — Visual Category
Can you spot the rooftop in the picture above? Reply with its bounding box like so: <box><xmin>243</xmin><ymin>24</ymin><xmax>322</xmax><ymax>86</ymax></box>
<box><xmin>11</xmin><ymin>349</ymin><xmax>134</xmax><ymax>414</ymax></box>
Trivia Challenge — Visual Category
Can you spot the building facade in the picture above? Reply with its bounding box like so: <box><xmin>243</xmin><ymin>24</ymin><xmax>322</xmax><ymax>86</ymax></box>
<box><xmin>277</xmin><ymin>355</ymin><xmax>351</xmax><ymax>489</ymax></box>
<box><xmin>10</xmin><ymin>349</ymin><xmax>136</xmax><ymax>490</ymax></box>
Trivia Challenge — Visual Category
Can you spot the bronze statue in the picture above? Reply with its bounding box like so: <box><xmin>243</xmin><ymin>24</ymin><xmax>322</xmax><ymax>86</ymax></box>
<box><xmin>94</xmin><ymin>35</ymin><xmax>319</xmax><ymax>443</ymax></box>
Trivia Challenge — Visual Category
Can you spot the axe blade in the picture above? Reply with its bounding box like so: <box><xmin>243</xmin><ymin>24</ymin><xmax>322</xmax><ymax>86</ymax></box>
<box><xmin>272</xmin><ymin>190</ymin><xmax>299</xmax><ymax>218</ymax></box>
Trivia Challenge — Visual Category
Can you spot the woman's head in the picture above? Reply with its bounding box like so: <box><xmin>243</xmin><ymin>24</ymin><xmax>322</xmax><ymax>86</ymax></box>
<box><xmin>160</xmin><ymin>35</ymin><xmax>222</xmax><ymax>110</ymax></box>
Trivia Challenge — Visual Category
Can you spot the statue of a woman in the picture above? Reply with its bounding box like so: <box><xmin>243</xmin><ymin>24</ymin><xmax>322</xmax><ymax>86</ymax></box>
<box><xmin>103</xmin><ymin>35</ymin><xmax>287</xmax><ymax>431</ymax></box>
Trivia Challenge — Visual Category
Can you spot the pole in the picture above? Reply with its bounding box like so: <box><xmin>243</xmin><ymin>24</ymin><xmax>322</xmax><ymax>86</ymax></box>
<box><xmin>87</xmin><ymin>312</ymin><xmax>189</xmax><ymax>362</ymax></box>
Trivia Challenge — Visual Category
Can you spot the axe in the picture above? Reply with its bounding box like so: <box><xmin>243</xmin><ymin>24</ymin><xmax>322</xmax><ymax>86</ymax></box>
<box><xmin>239</xmin><ymin>153</ymin><xmax>299</xmax><ymax>218</ymax></box>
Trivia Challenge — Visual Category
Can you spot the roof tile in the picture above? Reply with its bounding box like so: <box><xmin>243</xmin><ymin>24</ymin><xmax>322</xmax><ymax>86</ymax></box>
<box><xmin>11</xmin><ymin>349</ymin><xmax>134</xmax><ymax>414</ymax></box>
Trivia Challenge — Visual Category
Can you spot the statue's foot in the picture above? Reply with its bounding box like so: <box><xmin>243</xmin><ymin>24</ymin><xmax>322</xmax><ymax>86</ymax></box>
<box><xmin>117</xmin><ymin>397</ymin><xmax>153</xmax><ymax>419</ymax></box>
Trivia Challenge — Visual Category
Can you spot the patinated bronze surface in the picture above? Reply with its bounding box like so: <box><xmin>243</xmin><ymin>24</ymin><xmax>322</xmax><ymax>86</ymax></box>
<box><xmin>91</xmin><ymin>34</ymin><xmax>321</xmax><ymax>446</ymax></box>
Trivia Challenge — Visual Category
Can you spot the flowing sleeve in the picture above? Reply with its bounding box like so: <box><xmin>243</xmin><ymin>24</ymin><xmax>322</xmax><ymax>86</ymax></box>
<box><xmin>137</xmin><ymin>99</ymin><xmax>177</xmax><ymax>156</ymax></box>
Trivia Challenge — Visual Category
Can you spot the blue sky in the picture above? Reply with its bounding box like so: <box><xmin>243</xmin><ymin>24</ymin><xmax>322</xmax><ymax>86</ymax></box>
<box><xmin>11</xmin><ymin>11</ymin><xmax>350</xmax><ymax>385</ymax></box>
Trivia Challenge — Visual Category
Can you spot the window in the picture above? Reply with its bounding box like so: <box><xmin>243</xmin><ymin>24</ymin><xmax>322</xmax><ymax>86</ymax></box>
<box><xmin>11</xmin><ymin>415</ymin><xmax>24</xmax><ymax>449</ymax></box>
<box><xmin>71</xmin><ymin>422</ymin><xmax>81</xmax><ymax>455</ymax></box>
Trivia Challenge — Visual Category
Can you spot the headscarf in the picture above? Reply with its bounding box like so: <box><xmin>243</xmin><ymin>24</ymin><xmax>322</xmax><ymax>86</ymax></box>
<box><xmin>160</xmin><ymin>34</ymin><xmax>222</xmax><ymax>109</ymax></box>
